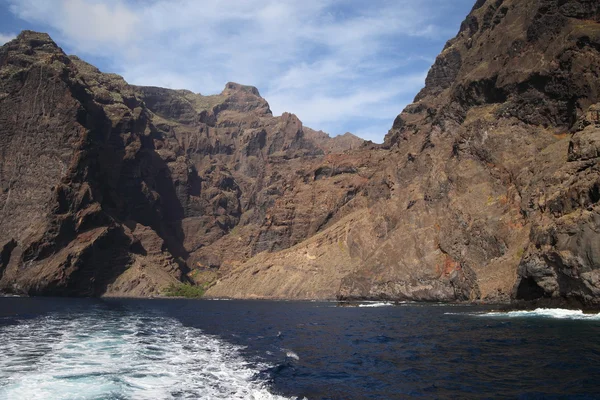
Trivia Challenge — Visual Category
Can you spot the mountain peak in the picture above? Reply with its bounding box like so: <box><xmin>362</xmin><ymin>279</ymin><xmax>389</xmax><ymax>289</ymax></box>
<box><xmin>11</xmin><ymin>30</ymin><xmax>60</xmax><ymax>52</ymax></box>
<box><xmin>16</xmin><ymin>30</ymin><xmax>53</xmax><ymax>42</ymax></box>
<box><xmin>385</xmin><ymin>0</ymin><xmax>600</xmax><ymax>146</ymax></box>
<box><xmin>0</xmin><ymin>30</ymin><xmax>68</xmax><ymax>72</ymax></box>
<box><xmin>222</xmin><ymin>82</ymin><xmax>261</xmax><ymax>97</ymax></box>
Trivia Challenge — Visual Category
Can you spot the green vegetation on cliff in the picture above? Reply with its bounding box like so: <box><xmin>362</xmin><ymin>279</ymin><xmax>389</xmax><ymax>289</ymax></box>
<box><xmin>163</xmin><ymin>283</ymin><xmax>206</xmax><ymax>298</ymax></box>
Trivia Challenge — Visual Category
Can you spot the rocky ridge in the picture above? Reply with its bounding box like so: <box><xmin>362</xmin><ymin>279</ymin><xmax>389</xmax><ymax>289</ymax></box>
<box><xmin>207</xmin><ymin>0</ymin><xmax>600</xmax><ymax>307</ymax></box>
<box><xmin>0</xmin><ymin>31</ymin><xmax>367</xmax><ymax>297</ymax></box>
<box><xmin>1</xmin><ymin>0</ymin><xmax>600</xmax><ymax>307</ymax></box>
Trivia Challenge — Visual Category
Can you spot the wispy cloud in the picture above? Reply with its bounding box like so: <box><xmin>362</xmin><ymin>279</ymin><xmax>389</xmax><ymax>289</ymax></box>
<box><xmin>0</xmin><ymin>32</ymin><xmax>16</xmax><ymax>45</ymax></box>
<box><xmin>8</xmin><ymin>0</ymin><xmax>138</xmax><ymax>54</ymax></box>
<box><xmin>5</xmin><ymin>0</ymin><xmax>474</xmax><ymax>142</ymax></box>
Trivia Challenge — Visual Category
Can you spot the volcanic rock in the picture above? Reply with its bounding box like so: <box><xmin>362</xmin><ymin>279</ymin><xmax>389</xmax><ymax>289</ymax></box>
<box><xmin>0</xmin><ymin>31</ymin><xmax>365</xmax><ymax>296</ymax></box>
<box><xmin>207</xmin><ymin>0</ymin><xmax>600</xmax><ymax>306</ymax></box>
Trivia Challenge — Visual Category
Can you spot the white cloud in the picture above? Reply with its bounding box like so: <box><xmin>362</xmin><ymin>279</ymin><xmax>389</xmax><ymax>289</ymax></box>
<box><xmin>8</xmin><ymin>0</ymin><xmax>138</xmax><ymax>55</ymax></box>
<box><xmin>267</xmin><ymin>72</ymin><xmax>427</xmax><ymax>126</ymax></box>
<box><xmin>353</xmin><ymin>122</ymin><xmax>398</xmax><ymax>143</ymax></box>
<box><xmin>0</xmin><ymin>32</ymin><xmax>16</xmax><ymax>45</ymax></box>
<box><xmin>6</xmin><ymin>0</ymin><xmax>471</xmax><ymax>143</ymax></box>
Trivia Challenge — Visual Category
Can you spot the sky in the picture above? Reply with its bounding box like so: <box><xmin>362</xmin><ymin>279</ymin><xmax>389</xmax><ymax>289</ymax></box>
<box><xmin>0</xmin><ymin>0</ymin><xmax>475</xmax><ymax>143</ymax></box>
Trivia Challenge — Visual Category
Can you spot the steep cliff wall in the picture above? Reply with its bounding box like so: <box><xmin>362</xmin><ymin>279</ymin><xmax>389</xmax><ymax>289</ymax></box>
<box><xmin>0</xmin><ymin>33</ymin><xmax>189</xmax><ymax>296</ymax></box>
<box><xmin>208</xmin><ymin>0</ymin><xmax>600</xmax><ymax>307</ymax></box>
<box><xmin>0</xmin><ymin>31</ymin><xmax>365</xmax><ymax>297</ymax></box>
<box><xmin>373</xmin><ymin>0</ymin><xmax>600</xmax><ymax>306</ymax></box>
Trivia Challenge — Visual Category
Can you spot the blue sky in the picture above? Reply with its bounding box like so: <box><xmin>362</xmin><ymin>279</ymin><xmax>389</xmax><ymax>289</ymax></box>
<box><xmin>0</xmin><ymin>0</ymin><xmax>475</xmax><ymax>142</ymax></box>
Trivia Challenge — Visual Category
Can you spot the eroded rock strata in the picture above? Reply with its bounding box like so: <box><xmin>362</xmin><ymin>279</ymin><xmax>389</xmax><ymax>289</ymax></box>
<box><xmin>0</xmin><ymin>30</ymin><xmax>367</xmax><ymax>297</ymax></box>
<box><xmin>1</xmin><ymin>0</ymin><xmax>599</xmax><ymax>306</ymax></box>
<box><xmin>208</xmin><ymin>0</ymin><xmax>600</xmax><ymax>306</ymax></box>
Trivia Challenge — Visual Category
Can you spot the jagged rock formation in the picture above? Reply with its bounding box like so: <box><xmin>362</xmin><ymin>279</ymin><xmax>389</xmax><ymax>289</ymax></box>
<box><xmin>0</xmin><ymin>31</ymin><xmax>365</xmax><ymax>296</ymax></box>
<box><xmin>1</xmin><ymin>0</ymin><xmax>600</xmax><ymax>307</ymax></box>
<box><xmin>207</xmin><ymin>0</ymin><xmax>600</xmax><ymax>307</ymax></box>
<box><xmin>371</xmin><ymin>0</ymin><xmax>600</xmax><ymax>306</ymax></box>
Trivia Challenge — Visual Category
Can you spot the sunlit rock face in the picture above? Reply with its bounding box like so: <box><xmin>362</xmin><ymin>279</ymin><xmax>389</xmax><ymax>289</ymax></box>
<box><xmin>353</xmin><ymin>0</ymin><xmax>600</xmax><ymax>306</ymax></box>
<box><xmin>207</xmin><ymin>0</ymin><xmax>600</xmax><ymax>306</ymax></box>
<box><xmin>0</xmin><ymin>31</ymin><xmax>365</xmax><ymax>297</ymax></box>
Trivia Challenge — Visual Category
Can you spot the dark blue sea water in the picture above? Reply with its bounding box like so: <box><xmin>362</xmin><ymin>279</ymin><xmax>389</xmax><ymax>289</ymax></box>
<box><xmin>0</xmin><ymin>298</ymin><xmax>599</xmax><ymax>399</ymax></box>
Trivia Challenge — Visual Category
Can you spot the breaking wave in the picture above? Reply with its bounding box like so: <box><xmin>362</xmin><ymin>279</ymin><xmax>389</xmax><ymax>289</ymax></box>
<box><xmin>358</xmin><ymin>302</ymin><xmax>394</xmax><ymax>308</ymax></box>
<box><xmin>478</xmin><ymin>308</ymin><xmax>600</xmax><ymax>320</ymax></box>
<box><xmin>284</xmin><ymin>350</ymin><xmax>300</xmax><ymax>360</ymax></box>
<box><xmin>0</xmin><ymin>310</ymin><xmax>294</xmax><ymax>399</ymax></box>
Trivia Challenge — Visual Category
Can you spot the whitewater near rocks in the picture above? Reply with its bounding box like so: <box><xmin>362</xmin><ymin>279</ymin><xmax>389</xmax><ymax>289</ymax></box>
<box><xmin>479</xmin><ymin>308</ymin><xmax>600</xmax><ymax>320</ymax></box>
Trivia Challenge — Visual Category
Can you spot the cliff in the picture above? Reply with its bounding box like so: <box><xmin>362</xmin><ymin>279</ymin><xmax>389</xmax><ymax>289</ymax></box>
<box><xmin>1</xmin><ymin>0</ymin><xmax>600</xmax><ymax>307</ymax></box>
<box><xmin>207</xmin><ymin>0</ymin><xmax>600</xmax><ymax>307</ymax></box>
<box><xmin>0</xmin><ymin>31</ymin><xmax>366</xmax><ymax>297</ymax></box>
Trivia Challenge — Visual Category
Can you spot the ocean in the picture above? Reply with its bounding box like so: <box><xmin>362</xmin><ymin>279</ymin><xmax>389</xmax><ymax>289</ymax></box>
<box><xmin>0</xmin><ymin>298</ymin><xmax>599</xmax><ymax>399</ymax></box>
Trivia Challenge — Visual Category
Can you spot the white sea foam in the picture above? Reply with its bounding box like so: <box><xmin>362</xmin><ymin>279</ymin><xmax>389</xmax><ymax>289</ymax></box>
<box><xmin>358</xmin><ymin>302</ymin><xmax>394</xmax><ymax>308</ymax></box>
<box><xmin>478</xmin><ymin>308</ymin><xmax>600</xmax><ymax>320</ymax></box>
<box><xmin>0</xmin><ymin>312</ymin><xmax>295</xmax><ymax>399</ymax></box>
<box><xmin>284</xmin><ymin>350</ymin><xmax>300</xmax><ymax>360</ymax></box>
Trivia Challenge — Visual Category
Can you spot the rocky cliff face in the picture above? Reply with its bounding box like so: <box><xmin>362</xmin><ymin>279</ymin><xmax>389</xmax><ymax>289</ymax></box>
<box><xmin>370</xmin><ymin>0</ymin><xmax>600</xmax><ymax>306</ymax></box>
<box><xmin>0</xmin><ymin>31</ymin><xmax>365</xmax><ymax>297</ymax></box>
<box><xmin>207</xmin><ymin>0</ymin><xmax>600</xmax><ymax>307</ymax></box>
<box><xmin>1</xmin><ymin>0</ymin><xmax>599</xmax><ymax>306</ymax></box>
<box><xmin>0</xmin><ymin>33</ymin><xmax>187</xmax><ymax>296</ymax></box>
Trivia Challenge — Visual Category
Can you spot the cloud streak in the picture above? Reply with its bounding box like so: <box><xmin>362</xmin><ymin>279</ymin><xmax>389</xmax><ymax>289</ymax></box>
<box><xmin>0</xmin><ymin>32</ymin><xmax>16</xmax><ymax>45</ymax></box>
<box><xmin>5</xmin><ymin>0</ymin><xmax>474</xmax><ymax>142</ymax></box>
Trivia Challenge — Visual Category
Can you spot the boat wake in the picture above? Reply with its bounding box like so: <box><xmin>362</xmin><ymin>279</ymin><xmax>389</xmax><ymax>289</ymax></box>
<box><xmin>0</xmin><ymin>310</ymin><xmax>294</xmax><ymax>399</ymax></box>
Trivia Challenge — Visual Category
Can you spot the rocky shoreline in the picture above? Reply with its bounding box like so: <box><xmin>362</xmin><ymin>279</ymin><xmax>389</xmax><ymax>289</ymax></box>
<box><xmin>6</xmin><ymin>289</ymin><xmax>600</xmax><ymax>312</ymax></box>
